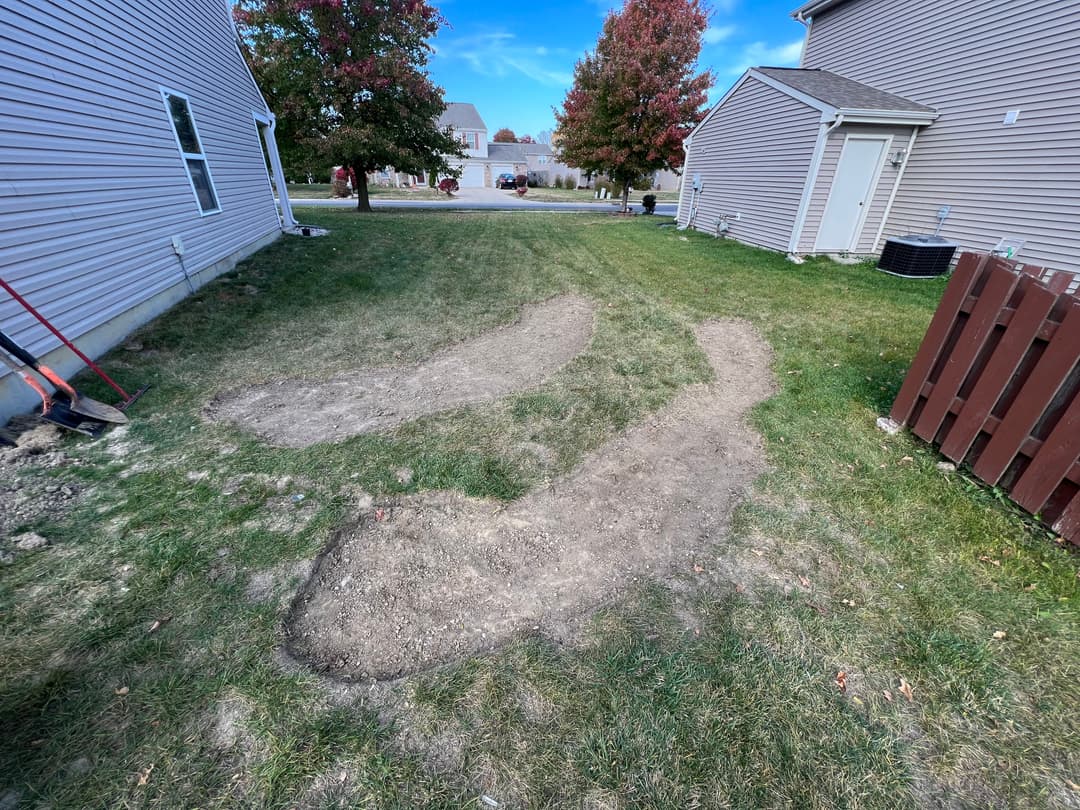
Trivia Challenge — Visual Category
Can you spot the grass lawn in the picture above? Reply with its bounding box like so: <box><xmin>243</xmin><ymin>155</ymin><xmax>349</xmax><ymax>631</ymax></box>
<box><xmin>2</xmin><ymin>211</ymin><xmax>1077</xmax><ymax>808</ymax></box>
<box><xmin>516</xmin><ymin>187</ymin><xmax>681</xmax><ymax>203</ymax></box>
<box><xmin>285</xmin><ymin>183</ymin><xmax>445</xmax><ymax>200</ymax></box>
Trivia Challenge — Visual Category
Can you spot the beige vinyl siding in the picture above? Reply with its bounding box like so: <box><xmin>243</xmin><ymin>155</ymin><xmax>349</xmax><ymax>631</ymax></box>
<box><xmin>678</xmin><ymin>78</ymin><xmax>821</xmax><ymax>251</ymax></box>
<box><xmin>799</xmin><ymin>124</ymin><xmax>914</xmax><ymax>253</ymax></box>
<box><xmin>0</xmin><ymin>0</ymin><xmax>281</xmax><ymax>365</ymax></box>
<box><xmin>802</xmin><ymin>0</ymin><xmax>1080</xmax><ymax>272</ymax></box>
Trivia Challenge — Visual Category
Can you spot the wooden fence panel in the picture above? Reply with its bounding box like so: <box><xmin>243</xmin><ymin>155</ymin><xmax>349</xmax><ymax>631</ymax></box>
<box><xmin>891</xmin><ymin>252</ymin><xmax>1080</xmax><ymax>546</ymax></box>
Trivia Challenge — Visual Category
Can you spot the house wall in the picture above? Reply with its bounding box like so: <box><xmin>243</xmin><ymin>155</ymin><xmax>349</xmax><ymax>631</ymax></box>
<box><xmin>798</xmin><ymin>123</ymin><xmax>915</xmax><ymax>253</ymax></box>
<box><xmin>677</xmin><ymin>77</ymin><xmax>822</xmax><ymax>251</ymax></box>
<box><xmin>0</xmin><ymin>0</ymin><xmax>284</xmax><ymax>423</ymax></box>
<box><xmin>802</xmin><ymin>0</ymin><xmax>1080</xmax><ymax>272</ymax></box>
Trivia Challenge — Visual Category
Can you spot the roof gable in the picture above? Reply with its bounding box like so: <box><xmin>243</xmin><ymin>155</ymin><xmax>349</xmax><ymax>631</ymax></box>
<box><xmin>437</xmin><ymin>102</ymin><xmax>487</xmax><ymax>131</ymax></box>
<box><xmin>755</xmin><ymin>68</ymin><xmax>936</xmax><ymax>114</ymax></box>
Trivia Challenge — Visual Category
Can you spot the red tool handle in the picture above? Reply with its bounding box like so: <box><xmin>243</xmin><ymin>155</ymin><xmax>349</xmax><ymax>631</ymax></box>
<box><xmin>0</xmin><ymin>276</ymin><xmax>131</xmax><ymax>401</ymax></box>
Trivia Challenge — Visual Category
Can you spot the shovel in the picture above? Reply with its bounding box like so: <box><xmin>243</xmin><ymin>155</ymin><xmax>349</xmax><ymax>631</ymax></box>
<box><xmin>0</xmin><ymin>349</ymin><xmax>107</xmax><ymax>436</ymax></box>
<box><xmin>0</xmin><ymin>329</ymin><xmax>128</xmax><ymax>424</ymax></box>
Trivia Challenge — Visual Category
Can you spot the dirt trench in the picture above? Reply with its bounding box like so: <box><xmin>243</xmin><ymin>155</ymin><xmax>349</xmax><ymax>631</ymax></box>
<box><xmin>206</xmin><ymin>295</ymin><xmax>596</xmax><ymax>447</ymax></box>
<box><xmin>286</xmin><ymin>319</ymin><xmax>775</xmax><ymax>680</ymax></box>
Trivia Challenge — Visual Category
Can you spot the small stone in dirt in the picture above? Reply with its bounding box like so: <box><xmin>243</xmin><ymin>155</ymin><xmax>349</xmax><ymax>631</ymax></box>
<box><xmin>394</xmin><ymin>467</ymin><xmax>414</xmax><ymax>486</ymax></box>
<box><xmin>14</xmin><ymin>532</ymin><xmax>49</xmax><ymax>551</ymax></box>
<box><xmin>936</xmin><ymin>461</ymin><xmax>956</xmax><ymax>473</ymax></box>
<box><xmin>875</xmin><ymin>416</ymin><xmax>902</xmax><ymax>435</ymax></box>
<box><xmin>291</xmin><ymin>493</ymin><xmax>306</xmax><ymax>504</ymax></box>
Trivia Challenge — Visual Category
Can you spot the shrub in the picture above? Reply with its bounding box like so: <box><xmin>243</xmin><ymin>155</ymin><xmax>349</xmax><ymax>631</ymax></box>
<box><xmin>642</xmin><ymin>194</ymin><xmax>657</xmax><ymax>214</ymax></box>
<box><xmin>553</xmin><ymin>174</ymin><xmax>563</xmax><ymax>189</ymax></box>
<box><xmin>437</xmin><ymin>177</ymin><xmax>459</xmax><ymax>195</ymax></box>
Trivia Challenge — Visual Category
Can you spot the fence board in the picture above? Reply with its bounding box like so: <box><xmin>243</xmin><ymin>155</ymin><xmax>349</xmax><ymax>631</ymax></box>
<box><xmin>893</xmin><ymin>253</ymin><xmax>1080</xmax><ymax>546</ymax></box>
<box><xmin>939</xmin><ymin>279</ymin><xmax>1057</xmax><ymax>462</ymax></box>
<box><xmin>1010</xmin><ymin>391</ymin><xmax>1080</xmax><ymax>513</ymax></box>
<box><xmin>1053</xmin><ymin>492</ymin><xmax>1080</xmax><ymax>541</ymax></box>
<box><xmin>973</xmin><ymin>302</ymin><xmax>1080</xmax><ymax>485</ymax></box>
<box><xmin>891</xmin><ymin>252</ymin><xmax>985</xmax><ymax>424</ymax></box>
<box><xmin>913</xmin><ymin>262</ymin><xmax>1018</xmax><ymax>443</ymax></box>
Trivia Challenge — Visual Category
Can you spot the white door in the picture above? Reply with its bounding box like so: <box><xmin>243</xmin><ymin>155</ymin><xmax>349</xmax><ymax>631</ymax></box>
<box><xmin>459</xmin><ymin>163</ymin><xmax>485</xmax><ymax>187</ymax></box>
<box><xmin>815</xmin><ymin>136</ymin><xmax>890</xmax><ymax>252</ymax></box>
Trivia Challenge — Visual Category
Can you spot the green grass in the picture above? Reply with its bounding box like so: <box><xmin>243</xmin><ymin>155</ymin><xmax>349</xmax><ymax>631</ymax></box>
<box><xmin>1</xmin><ymin>211</ymin><xmax>1077</xmax><ymax>808</ymax></box>
<box><xmin>285</xmin><ymin>183</ymin><xmax>443</xmax><ymax>200</ymax></box>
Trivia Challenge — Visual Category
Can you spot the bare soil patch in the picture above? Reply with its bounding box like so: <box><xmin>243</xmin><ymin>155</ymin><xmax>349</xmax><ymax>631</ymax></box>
<box><xmin>206</xmin><ymin>295</ymin><xmax>596</xmax><ymax>448</ymax></box>
<box><xmin>285</xmin><ymin>319</ymin><xmax>775</xmax><ymax>680</ymax></box>
<box><xmin>0</xmin><ymin>416</ymin><xmax>82</xmax><ymax>544</ymax></box>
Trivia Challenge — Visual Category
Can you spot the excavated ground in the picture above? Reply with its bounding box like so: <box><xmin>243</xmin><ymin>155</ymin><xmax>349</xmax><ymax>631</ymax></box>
<box><xmin>285</xmin><ymin>319</ymin><xmax>775</xmax><ymax>680</ymax></box>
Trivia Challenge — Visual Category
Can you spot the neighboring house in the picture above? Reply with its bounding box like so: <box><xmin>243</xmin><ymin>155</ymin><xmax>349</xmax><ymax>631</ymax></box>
<box><xmin>677</xmin><ymin>0</ymin><xmax>1080</xmax><ymax>280</ymax></box>
<box><xmin>0</xmin><ymin>0</ymin><xmax>295</xmax><ymax>424</ymax></box>
<box><xmin>523</xmin><ymin>143</ymin><xmax>581</xmax><ymax>188</ymax></box>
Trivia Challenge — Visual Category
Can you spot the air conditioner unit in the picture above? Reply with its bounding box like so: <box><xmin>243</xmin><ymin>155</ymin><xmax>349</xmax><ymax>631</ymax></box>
<box><xmin>878</xmin><ymin>235</ymin><xmax>958</xmax><ymax>278</ymax></box>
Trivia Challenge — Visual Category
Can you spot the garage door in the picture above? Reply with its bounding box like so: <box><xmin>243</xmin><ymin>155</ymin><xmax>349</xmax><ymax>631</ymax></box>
<box><xmin>459</xmin><ymin>163</ymin><xmax>485</xmax><ymax>188</ymax></box>
<box><xmin>491</xmin><ymin>164</ymin><xmax>513</xmax><ymax>185</ymax></box>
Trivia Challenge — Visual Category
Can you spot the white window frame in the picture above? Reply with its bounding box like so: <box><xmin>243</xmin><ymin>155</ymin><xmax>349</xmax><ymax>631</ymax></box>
<box><xmin>160</xmin><ymin>87</ymin><xmax>221</xmax><ymax>216</ymax></box>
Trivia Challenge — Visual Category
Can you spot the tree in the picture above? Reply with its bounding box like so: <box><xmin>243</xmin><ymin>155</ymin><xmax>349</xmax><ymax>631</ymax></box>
<box><xmin>518</xmin><ymin>134</ymin><xmax>535</xmax><ymax>144</ymax></box>
<box><xmin>236</xmin><ymin>0</ymin><xmax>465</xmax><ymax>212</ymax></box>
<box><xmin>492</xmin><ymin>127</ymin><xmax>517</xmax><ymax>143</ymax></box>
<box><xmin>554</xmin><ymin>0</ymin><xmax>713</xmax><ymax>211</ymax></box>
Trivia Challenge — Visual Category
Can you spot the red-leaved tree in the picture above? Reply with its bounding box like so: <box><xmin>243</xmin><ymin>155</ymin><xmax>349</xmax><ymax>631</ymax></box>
<box><xmin>555</xmin><ymin>0</ymin><xmax>713</xmax><ymax>211</ymax></box>
<box><xmin>492</xmin><ymin>128</ymin><xmax>517</xmax><ymax>143</ymax></box>
<box><xmin>236</xmin><ymin>0</ymin><xmax>465</xmax><ymax>212</ymax></box>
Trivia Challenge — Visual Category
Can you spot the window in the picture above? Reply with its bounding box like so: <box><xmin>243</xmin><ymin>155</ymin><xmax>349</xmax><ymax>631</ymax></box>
<box><xmin>161</xmin><ymin>89</ymin><xmax>220</xmax><ymax>214</ymax></box>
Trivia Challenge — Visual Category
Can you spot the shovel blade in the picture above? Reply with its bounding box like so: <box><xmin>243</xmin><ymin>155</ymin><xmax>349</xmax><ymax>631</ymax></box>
<box><xmin>65</xmin><ymin>392</ymin><xmax>129</xmax><ymax>424</ymax></box>
<box><xmin>41</xmin><ymin>399</ymin><xmax>108</xmax><ymax>437</ymax></box>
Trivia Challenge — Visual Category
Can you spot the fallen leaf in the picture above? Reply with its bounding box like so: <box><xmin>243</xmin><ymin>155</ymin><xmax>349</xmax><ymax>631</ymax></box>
<box><xmin>835</xmin><ymin>671</ymin><xmax>847</xmax><ymax>693</ymax></box>
<box><xmin>851</xmin><ymin>695</ymin><xmax>863</xmax><ymax>707</ymax></box>
<box><xmin>374</xmin><ymin>508</ymin><xmax>386</xmax><ymax>522</ymax></box>
<box><xmin>806</xmin><ymin>601</ymin><xmax>828</xmax><ymax>616</ymax></box>
<box><xmin>841</xmin><ymin>598</ymin><xmax>856</xmax><ymax>607</ymax></box>
<box><xmin>750</xmin><ymin>548</ymin><xmax>765</xmax><ymax>557</ymax></box>
<box><xmin>735</xmin><ymin>583</ymin><xmax>746</xmax><ymax>594</ymax></box>
<box><xmin>1023</xmin><ymin>584</ymin><xmax>1037</xmax><ymax>592</ymax></box>
<box><xmin>692</xmin><ymin>564</ymin><xmax>704</xmax><ymax>573</ymax></box>
<box><xmin>1066</xmin><ymin>779</ymin><xmax>1079</xmax><ymax>792</ymax></box>
<box><xmin>882</xmin><ymin>689</ymin><xmax>894</xmax><ymax>703</ymax></box>
<box><xmin>115</xmin><ymin>686</ymin><xmax>129</xmax><ymax>696</ymax></box>
<box><xmin>899</xmin><ymin>456</ymin><xmax>914</xmax><ymax>464</ymax></box>
<box><xmin>136</xmin><ymin>764</ymin><xmax>154</xmax><ymax>787</ymax></box>
<box><xmin>898</xmin><ymin>677</ymin><xmax>915</xmax><ymax>703</ymax></box>
<box><xmin>978</xmin><ymin>555</ymin><xmax>1002</xmax><ymax>567</ymax></box>
<box><xmin>992</xmin><ymin>630</ymin><xmax>1007</xmax><ymax>640</ymax></box>
<box><xmin>147</xmin><ymin>615</ymin><xmax>172</xmax><ymax>634</ymax></box>
<box><xmin>786</xmin><ymin>369</ymin><xmax>802</xmax><ymax>376</ymax></box>
<box><xmin>798</xmin><ymin>575</ymin><xmax>811</xmax><ymax>588</ymax></box>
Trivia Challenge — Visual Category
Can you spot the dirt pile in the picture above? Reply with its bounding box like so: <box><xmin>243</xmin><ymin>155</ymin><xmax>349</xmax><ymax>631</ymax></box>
<box><xmin>286</xmin><ymin>319</ymin><xmax>775</xmax><ymax>680</ymax></box>
<box><xmin>207</xmin><ymin>295</ymin><xmax>596</xmax><ymax>447</ymax></box>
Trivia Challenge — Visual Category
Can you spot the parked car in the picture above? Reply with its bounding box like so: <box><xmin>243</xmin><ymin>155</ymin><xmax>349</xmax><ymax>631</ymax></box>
<box><xmin>496</xmin><ymin>173</ymin><xmax>516</xmax><ymax>189</ymax></box>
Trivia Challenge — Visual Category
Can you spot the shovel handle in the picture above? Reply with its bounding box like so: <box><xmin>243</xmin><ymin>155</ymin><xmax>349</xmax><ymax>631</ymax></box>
<box><xmin>0</xmin><ymin>329</ymin><xmax>79</xmax><ymax>400</ymax></box>
<box><xmin>0</xmin><ymin>329</ymin><xmax>38</xmax><ymax>368</ymax></box>
<box><xmin>0</xmin><ymin>347</ymin><xmax>53</xmax><ymax>413</ymax></box>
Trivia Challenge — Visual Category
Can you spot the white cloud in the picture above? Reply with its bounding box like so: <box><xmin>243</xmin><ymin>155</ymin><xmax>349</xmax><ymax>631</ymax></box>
<box><xmin>702</xmin><ymin>25</ymin><xmax>735</xmax><ymax>45</ymax></box>
<box><xmin>722</xmin><ymin>38</ymin><xmax>804</xmax><ymax>76</ymax></box>
<box><xmin>434</xmin><ymin>31</ymin><xmax>574</xmax><ymax>87</ymax></box>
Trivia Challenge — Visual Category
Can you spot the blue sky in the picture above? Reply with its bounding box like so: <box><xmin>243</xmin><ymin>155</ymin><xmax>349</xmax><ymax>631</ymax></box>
<box><xmin>428</xmin><ymin>0</ymin><xmax>808</xmax><ymax>139</ymax></box>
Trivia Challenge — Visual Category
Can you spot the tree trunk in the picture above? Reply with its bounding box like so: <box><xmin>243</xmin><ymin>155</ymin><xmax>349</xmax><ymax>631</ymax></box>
<box><xmin>354</xmin><ymin>165</ymin><xmax>372</xmax><ymax>212</ymax></box>
<box><xmin>621</xmin><ymin>181</ymin><xmax>631</xmax><ymax>213</ymax></box>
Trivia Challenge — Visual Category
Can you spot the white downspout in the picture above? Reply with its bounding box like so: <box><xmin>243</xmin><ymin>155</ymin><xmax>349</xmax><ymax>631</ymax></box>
<box><xmin>788</xmin><ymin>114</ymin><xmax>844</xmax><ymax>255</ymax></box>
<box><xmin>261</xmin><ymin>116</ymin><xmax>296</xmax><ymax>229</ymax></box>
<box><xmin>675</xmin><ymin>137</ymin><xmax>691</xmax><ymax>225</ymax></box>
<box><xmin>871</xmin><ymin>125</ymin><xmax>921</xmax><ymax>253</ymax></box>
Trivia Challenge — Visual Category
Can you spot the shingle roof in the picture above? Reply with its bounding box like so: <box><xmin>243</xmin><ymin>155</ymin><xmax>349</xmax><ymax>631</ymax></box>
<box><xmin>488</xmin><ymin>142</ymin><xmax>526</xmax><ymax>161</ymax></box>
<box><xmin>521</xmin><ymin>142</ymin><xmax>553</xmax><ymax>156</ymax></box>
<box><xmin>437</xmin><ymin>102</ymin><xmax>487</xmax><ymax>131</ymax></box>
<box><xmin>755</xmin><ymin>67</ymin><xmax>935</xmax><ymax>114</ymax></box>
